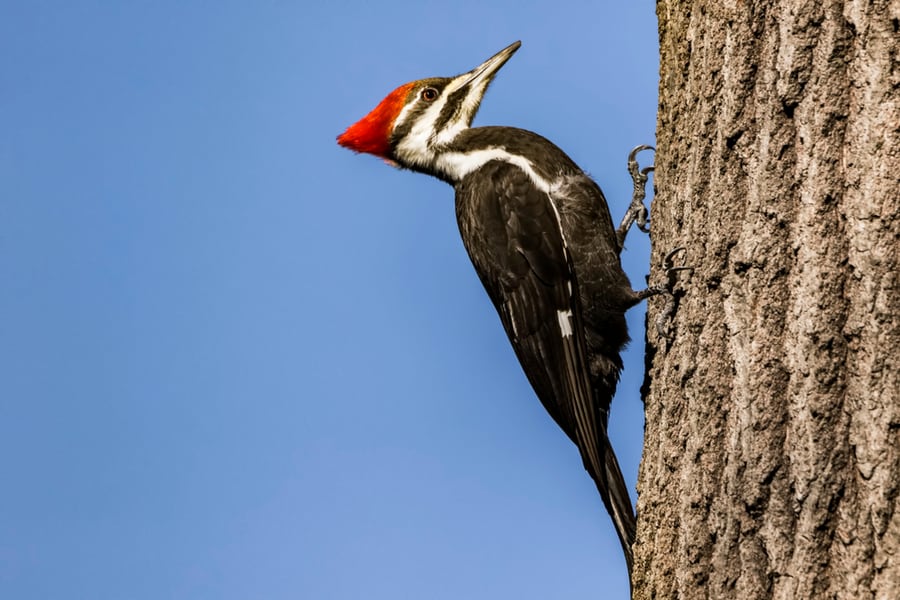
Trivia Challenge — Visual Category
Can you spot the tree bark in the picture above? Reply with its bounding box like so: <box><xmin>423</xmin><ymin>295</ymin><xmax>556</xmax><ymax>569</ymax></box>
<box><xmin>635</xmin><ymin>1</ymin><xmax>900</xmax><ymax>598</ymax></box>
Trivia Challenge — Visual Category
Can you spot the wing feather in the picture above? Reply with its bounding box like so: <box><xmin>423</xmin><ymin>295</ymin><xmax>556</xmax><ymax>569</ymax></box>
<box><xmin>454</xmin><ymin>160</ymin><xmax>635</xmax><ymax>571</ymax></box>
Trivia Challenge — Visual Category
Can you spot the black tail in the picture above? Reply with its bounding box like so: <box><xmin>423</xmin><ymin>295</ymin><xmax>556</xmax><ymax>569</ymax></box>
<box><xmin>593</xmin><ymin>432</ymin><xmax>636</xmax><ymax>576</ymax></box>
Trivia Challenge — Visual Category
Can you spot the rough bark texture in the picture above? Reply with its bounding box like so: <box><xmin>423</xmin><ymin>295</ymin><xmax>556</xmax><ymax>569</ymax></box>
<box><xmin>635</xmin><ymin>1</ymin><xmax>900</xmax><ymax>598</ymax></box>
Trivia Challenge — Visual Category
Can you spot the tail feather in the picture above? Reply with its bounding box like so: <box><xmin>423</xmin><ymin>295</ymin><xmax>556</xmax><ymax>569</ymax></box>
<box><xmin>593</xmin><ymin>433</ymin><xmax>636</xmax><ymax>576</ymax></box>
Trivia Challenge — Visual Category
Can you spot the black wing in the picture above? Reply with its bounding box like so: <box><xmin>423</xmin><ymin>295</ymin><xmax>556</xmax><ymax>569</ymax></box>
<box><xmin>454</xmin><ymin>160</ymin><xmax>635</xmax><ymax>570</ymax></box>
<box><xmin>551</xmin><ymin>174</ymin><xmax>634</xmax><ymax>403</ymax></box>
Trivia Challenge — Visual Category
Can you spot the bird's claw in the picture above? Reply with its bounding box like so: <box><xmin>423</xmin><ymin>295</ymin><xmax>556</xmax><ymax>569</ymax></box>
<box><xmin>635</xmin><ymin>247</ymin><xmax>693</xmax><ymax>340</ymax></box>
<box><xmin>616</xmin><ymin>145</ymin><xmax>655</xmax><ymax>249</ymax></box>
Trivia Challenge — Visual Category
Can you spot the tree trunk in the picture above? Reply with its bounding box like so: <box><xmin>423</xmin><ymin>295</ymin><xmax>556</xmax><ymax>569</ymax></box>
<box><xmin>635</xmin><ymin>1</ymin><xmax>900</xmax><ymax>598</ymax></box>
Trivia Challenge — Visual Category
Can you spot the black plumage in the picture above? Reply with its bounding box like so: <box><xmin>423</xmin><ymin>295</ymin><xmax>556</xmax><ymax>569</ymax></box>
<box><xmin>454</xmin><ymin>153</ymin><xmax>637</xmax><ymax>572</ymax></box>
<box><xmin>338</xmin><ymin>41</ymin><xmax>644</xmax><ymax>577</ymax></box>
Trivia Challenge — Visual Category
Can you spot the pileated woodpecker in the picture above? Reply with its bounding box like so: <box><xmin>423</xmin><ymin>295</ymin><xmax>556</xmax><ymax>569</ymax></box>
<box><xmin>338</xmin><ymin>41</ymin><xmax>658</xmax><ymax>574</ymax></box>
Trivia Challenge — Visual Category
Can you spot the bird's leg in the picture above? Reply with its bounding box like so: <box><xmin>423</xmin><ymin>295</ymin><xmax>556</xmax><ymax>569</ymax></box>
<box><xmin>633</xmin><ymin>247</ymin><xmax>693</xmax><ymax>339</ymax></box>
<box><xmin>615</xmin><ymin>144</ymin><xmax>655</xmax><ymax>250</ymax></box>
<box><xmin>616</xmin><ymin>147</ymin><xmax>689</xmax><ymax>337</ymax></box>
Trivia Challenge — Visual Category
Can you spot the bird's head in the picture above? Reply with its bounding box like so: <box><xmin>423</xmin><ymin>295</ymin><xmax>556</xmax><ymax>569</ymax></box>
<box><xmin>337</xmin><ymin>41</ymin><xmax>521</xmax><ymax>174</ymax></box>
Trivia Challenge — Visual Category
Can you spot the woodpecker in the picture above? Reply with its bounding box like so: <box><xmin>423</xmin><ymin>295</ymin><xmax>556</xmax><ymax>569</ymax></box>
<box><xmin>338</xmin><ymin>41</ymin><xmax>657</xmax><ymax>575</ymax></box>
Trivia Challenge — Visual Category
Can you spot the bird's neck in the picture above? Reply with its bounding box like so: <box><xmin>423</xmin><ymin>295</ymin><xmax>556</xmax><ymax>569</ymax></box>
<box><xmin>396</xmin><ymin>126</ymin><xmax>549</xmax><ymax>188</ymax></box>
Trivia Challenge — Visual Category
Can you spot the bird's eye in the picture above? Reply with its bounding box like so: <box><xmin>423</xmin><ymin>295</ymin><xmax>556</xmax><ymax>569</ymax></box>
<box><xmin>420</xmin><ymin>87</ymin><xmax>439</xmax><ymax>102</ymax></box>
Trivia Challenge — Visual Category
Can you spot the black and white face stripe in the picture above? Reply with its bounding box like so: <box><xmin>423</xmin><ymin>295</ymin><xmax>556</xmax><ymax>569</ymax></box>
<box><xmin>391</xmin><ymin>42</ymin><xmax>521</xmax><ymax>172</ymax></box>
<box><xmin>389</xmin><ymin>78</ymin><xmax>452</xmax><ymax>149</ymax></box>
<box><xmin>432</xmin><ymin>84</ymin><xmax>475</xmax><ymax>137</ymax></box>
<box><xmin>392</xmin><ymin>72</ymin><xmax>486</xmax><ymax>168</ymax></box>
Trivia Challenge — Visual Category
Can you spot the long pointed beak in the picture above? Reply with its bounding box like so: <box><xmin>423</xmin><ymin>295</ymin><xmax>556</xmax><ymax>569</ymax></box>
<box><xmin>460</xmin><ymin>41</ymin><xmax>521</xmax><ymax>89</ymax></box>
<box><xmin>434</xmin><ymin>41</ymin><xmax>521</xmax><ymax>137</ymax></box>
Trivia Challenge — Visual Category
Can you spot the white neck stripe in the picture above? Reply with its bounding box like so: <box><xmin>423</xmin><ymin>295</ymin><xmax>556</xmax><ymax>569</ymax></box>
<box><xmin>436</xmin><ymin>147</ymin><xmax>552</xmax><ymax>191</ymax></box>
<box><xmin>437</xmin><ymin>147</ymin><xmax>569</xmax><ymax>251</ymax></box>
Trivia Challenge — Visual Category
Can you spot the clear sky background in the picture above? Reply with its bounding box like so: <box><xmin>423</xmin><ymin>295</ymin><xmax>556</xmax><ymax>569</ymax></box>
<box><xmin>1</xmin><ymin>2</ymin><xmax>659</xmax><ymax>598</ymax></box>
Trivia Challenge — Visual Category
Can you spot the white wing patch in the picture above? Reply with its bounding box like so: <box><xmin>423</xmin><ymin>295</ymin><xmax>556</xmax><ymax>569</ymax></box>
<box><xmin>557</xmin><ymin>309</ymin><xmax>574</xmax><ymax>338</ymax></box>
<box><xmin>508</xmin><ymin>305</ymin><xmax>520</xmax><ymax>340</ymax></box>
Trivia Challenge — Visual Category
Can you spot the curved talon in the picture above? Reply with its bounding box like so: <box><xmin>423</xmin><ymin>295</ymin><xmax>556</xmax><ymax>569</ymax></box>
<box><xmin>627</xmin><ymin>144</ymin><xmax>655</xmax><ymax>164</ymax></box>
<box><xmin>636</xmin><ymin>210</ymin><xmax>651</xmax><ymax>233</ymax></box>
<box><xmin>617</xmin><ymin>144</ymin><xmax>656</xmax><ymax>249</ymax></box>
<box><xmin>658</xmin><ymin>248</ymin><xmax>693</xmax><ymax>339</ymax></box>
<box><xmin>627</xmin><ymin>146</ymin><xmax>655</xmax><ymax>184</ymax></box>
<box><xmin>663</xmin><ymin>246</ymin><xmax>687</xmax><ymax>266</ymax></box>
<box><xmin>633</xmin><ymin>247</ymin><xmax>694</xmax><ymax>340</ymax></box>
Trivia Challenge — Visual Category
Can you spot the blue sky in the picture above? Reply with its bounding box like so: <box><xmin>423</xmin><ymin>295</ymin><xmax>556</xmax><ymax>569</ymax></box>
<box><xmin>1</xmin><ymin>2</ymin><xmax>659</xmax><ymax>598</ymax></box>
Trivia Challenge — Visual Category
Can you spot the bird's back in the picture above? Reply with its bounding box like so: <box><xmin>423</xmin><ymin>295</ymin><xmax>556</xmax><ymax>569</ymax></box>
<box><xmin>449</xmin><ymin>126</ymin><xmax>635</xmax><ymax>402</ymax></box>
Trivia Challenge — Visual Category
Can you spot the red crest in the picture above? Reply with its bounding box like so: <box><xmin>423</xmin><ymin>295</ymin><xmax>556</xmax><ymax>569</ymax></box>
<box><xmin>337</xmin><ymin>82</ymin><xmax>416</xmax><ymax>158</ymax></box>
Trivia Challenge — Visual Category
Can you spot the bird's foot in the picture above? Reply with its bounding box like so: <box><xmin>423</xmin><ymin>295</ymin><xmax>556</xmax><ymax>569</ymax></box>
<box><xmin>634</xmin><ymin>247</ymin><xmax>692</xmax><ymax>339</ymax></box>
<box><xmin>615</xmin><ymin>144</ymin><xmax>655</xmax><ymax>250</ymax></box>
